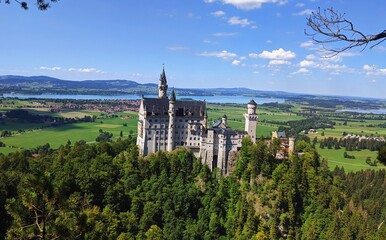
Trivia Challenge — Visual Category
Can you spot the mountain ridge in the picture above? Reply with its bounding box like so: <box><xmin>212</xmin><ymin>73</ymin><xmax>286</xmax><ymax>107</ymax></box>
<box><xmin>0</xmin><ymin>75</ymin><xmax>296</xmax><ymax>97</ymax></box>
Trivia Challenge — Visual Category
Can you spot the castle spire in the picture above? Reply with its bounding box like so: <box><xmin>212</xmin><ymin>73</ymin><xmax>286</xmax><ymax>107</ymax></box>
<box><xmin>170</xmin><ymin>88</ymin><xmax>176</xmax><ymax>102</ymax></box>
<box><xmin>158</xmin><ymin>65</ymin><xmax>168</xmax><ymax>98</ymax></box>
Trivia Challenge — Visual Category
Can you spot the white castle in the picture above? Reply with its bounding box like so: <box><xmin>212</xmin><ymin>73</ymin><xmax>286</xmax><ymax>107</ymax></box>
<box><xmin>137</xmin><ymin>67</ymin><xmax>258</xmax><ymax>174</ymax></box>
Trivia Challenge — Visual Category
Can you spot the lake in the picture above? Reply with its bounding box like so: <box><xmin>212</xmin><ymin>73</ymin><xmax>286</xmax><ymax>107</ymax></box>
<box><xmin>2</xmin><ymin>93</ymin><xmax>285</xmax><ymax>104</ymax></box>
<box><xmin>336</xmin><ymin>109</ymin><xmax>386</xmax><ymax>115</ymax></box>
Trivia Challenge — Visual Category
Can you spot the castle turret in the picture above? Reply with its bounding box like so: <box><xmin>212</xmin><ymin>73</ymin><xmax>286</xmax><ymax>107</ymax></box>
<box><xmin>244</xmin><ymin>99</ymin><xmax>258</xmax><ymax>143</ymax></box>
<box><xmin>158</xmin><ymin>66</ymin><xmax>168</xmax><ymax>98</ymax></box>
<box><xmin>288</xmin><ymin>137</ymin><xmax>296</xmax><ymax>157</ymax></box>
<box><xmin>203</xmin><ymin>108</ymin><xmax>208</xmax><ymax>129</ymax></box>
<box><xmin>221</xmin><ymin>114</ymin><xmax>227</xmax><ymax>127</ymax></box>
<box><xmin>167</xmin><ymin>88</ymin><xmax>176</xmax><ymax>151</ymax></box>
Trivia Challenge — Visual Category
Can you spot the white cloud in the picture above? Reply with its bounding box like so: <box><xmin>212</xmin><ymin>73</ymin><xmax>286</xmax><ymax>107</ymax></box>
<box><xmin>40</xmin><ymin>66</ymin><xmax>105</xmax><ymax>74</ymax></box>
<box><xmin>363</xmin><ymin>64</ymin><xmax>386</xmax><ymax>76</ymax></box>
<box><xmin>199</xmin><ymin>50</ymin><xmax>238</xmax><ymax>60</ymax></box>
<box><xmin>78</xmin><ymin>68</ymin><xmax>101</xmax><ymax>73</ymax></box>
<box><xmin>203</xmin><ymin>39</ymin><xmax>219</xmax><ymax>44</ymax></box>
<box><xmin>300</xmin><ymin>41</ymin><xmax>316</xmax><ymax>49</ymax></box>
<box><xmin>211</xmin><ymin>10</ymin><xmax>226</xmax><ymax>17</ymax></box>
<box><xmin>40</xmin><ymin>66</ymin><xmax>62</xmax><ymax>71</ymax></box>
<box><xmin>232</xmin><ymin>60</ymin><xmax>241</xmax><ymax>65</ymax></box>
<box><xmin>373</xmin><ymin>46</ymin><xmax>386</xmax><ymax>52</ymax></box>
<box><xmin>293</xmin><ymin>9</ymin><xmax>313</xmax><ymax>16</ymax></box>
<box><xmin>363</xmin><ymin>64</ymin><xmax>375</xmax><ymax>71</ymax></box>
<box><xmin>212</xmin><ymin>32</ymin><xmax>237</xmax><ymax>37</ymax></box>
<box><xmin>206</xmin><ymin>0</ymin><xmax>288</xmax><ymax>10</ymax></box>
<box><xmin>202</xmin><ymin>40</ymin><xmax>219</xmax><ymax>44</ymax></box>
<box><xmin>321</xmin><ymin>64</ymin><xmax>347</xmax><ymax>70</ymax></box>
<box><xmin>299</xmin><ymin>60</ymin><xmax>315</xmax><ymax>67</ymax></box>
<box><xmin>295</xmin><ymin>2</ymin><xmax>305</xmax><ymax>8</ymax></box>
<box><xmin>228</xmin><ymin>16</ymin><xmax>253</xmax><ymax>27</ymax></box>
<box><xmin>168</xmin><ymin>46</ymin><xmax>189</xmax><ymax>51</ymax></box>
<box><xmin>258</xmin><ymin>48</ymin><xmax>296</xmax><ymax>60</ymax></box>
<box><xmin>291</xmin><ymin>68</ymin><xmax>310</xmax><ymax>74</ymax></box>
<box><xmin>269</xmin><ymin>59</ymin><xmax>291</xmax><ymax>65</ymax></box>
<box><xmin>306</xmin><ymin>54</ymin><xmax>316</xmax><ymax>60</ymax></box>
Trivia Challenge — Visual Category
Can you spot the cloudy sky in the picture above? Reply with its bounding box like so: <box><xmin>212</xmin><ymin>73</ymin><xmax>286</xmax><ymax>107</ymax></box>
<box><xmin>1</xmin><ymin>0</ymin><xmax>386</xmax><ymax>98</ymax></box>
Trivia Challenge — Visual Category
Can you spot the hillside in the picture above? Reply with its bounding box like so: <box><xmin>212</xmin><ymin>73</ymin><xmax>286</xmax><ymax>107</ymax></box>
<box><xmin>0</xmin><ymin>75</ymin><xmax>296</xmax><ymax>98</ymax></box>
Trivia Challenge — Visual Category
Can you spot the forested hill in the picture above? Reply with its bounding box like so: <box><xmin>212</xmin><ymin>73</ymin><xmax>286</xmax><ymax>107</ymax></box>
<box><xmin>0</xmin><ymin>75</ymin><xmax>296</xmax><ymax>97</ymax></box>
<box><xmin>0</xmin><ymin>137</ymin><xmax>385</xmax><ymax>239</ymax></box>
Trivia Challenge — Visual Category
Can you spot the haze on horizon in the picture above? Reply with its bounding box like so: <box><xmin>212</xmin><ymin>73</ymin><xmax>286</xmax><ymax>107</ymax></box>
<box><xmin>1</xmin><ymin>0</ymin><xmax>385</xmax><ymax>98</ymax></box>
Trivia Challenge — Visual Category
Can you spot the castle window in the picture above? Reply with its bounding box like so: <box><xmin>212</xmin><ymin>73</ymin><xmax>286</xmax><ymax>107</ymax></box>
<box><xmin>149</xmin><ymin>119</ymin><xmax>153</xmax><ymax>122</ymax></box>
<box><xmin>155</xmin><ymin>119</ymin><xmax>158</xmax><ymax>122</ymax></box>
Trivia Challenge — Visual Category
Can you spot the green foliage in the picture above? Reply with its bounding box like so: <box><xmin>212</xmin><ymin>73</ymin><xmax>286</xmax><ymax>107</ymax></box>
<box><xmin>95</xmin><ymin>130</ymin><xmax>113</xmax><ymax>142</ymax></box>
<box><xmin>377</xmin><ymin>144</ymin><xmax>386</xmax><ymax>165</ymax></box>
<box><xmin>0</xmin><ymin>137</ymin><xmax>384</xmax><ymax>239</ymax></box>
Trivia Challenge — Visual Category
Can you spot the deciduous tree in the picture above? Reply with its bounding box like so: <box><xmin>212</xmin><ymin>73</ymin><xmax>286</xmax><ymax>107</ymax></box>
<box><xmin>306</xmin><ymin>7</ymin><xmax>386</xmax><ymax>56</ymax></box>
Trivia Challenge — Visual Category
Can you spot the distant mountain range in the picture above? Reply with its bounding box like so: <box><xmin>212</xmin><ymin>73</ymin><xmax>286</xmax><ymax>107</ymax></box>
<box><xmin>0</xmin><ymin>75</ymin><xmax>300</xmax><ymax>98</ymax></box>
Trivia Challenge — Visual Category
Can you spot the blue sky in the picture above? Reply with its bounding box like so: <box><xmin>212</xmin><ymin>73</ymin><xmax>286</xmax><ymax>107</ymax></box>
<box><xmin>1</xmin><ymin>0</ymin><xmax>386</xmax><ymax>98</ymax></box>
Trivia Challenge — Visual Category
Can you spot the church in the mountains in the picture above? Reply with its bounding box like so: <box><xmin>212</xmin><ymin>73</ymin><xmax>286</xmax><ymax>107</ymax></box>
<box><xmin>136</xmin><ymin>67</ymin><xmax>258</xmax><ymax>174</ymax></box>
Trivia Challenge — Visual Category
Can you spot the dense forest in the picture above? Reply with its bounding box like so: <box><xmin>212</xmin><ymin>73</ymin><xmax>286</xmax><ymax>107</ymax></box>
<box><xmin>0</xmin><ymin>137</ymin><xmax>385</xmax><ymax>239</ymax></box>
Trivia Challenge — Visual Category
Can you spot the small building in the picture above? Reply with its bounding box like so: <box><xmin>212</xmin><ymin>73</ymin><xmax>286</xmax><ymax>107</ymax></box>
<box><xmin>272</xmin><ymin>131</ymin><xmax>295</xmax><ymax>159</ymax></box>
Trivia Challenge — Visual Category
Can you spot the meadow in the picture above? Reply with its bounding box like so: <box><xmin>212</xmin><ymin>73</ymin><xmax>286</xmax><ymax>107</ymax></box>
<box><xmin>0</xmin><ymin>111</ymin><xmax>138</xmax><ymax>152</ymax></box>
<box><xmin>316</xmin><ymin>146</ymin><xmax>386</xmax><ymax>172</ymax></box>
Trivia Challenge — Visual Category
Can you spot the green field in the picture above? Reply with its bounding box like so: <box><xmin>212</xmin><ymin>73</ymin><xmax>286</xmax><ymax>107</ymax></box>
<box><xmin>0</xmin><ymin>111</ymin><xmax>138</xmax><ymax>153</ymax></box>
<box><xmin>316</xmin><ymin>146</ymin><xmax>386</xmax><ymax>172</ymax></box>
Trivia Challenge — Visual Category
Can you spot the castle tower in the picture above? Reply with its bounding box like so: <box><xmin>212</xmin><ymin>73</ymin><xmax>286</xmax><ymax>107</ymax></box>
<box><xmin>167</xmin><ymin>89</ymin><xmax>176</xmax><ymax>151</ymax></box>
<box><xmin>158</xmin><ymin>66</ymin><xmax>168</xmax><ymax>98</ymax></box>
<box><xmin>203</xmin><ymin>102</ymin><xmax>208</xmax><ymax>129</ymax></box>
<box><xmin>288</xmin><ymin>137</ymin><xmax>296</xmax><ymax>157</ymax></box>
<box><xmin>244</xmin><ymin>99</ymin><xmax>258</xmax><ymax>143</ymax></box>
<box><xmin>221</xmin><ymin>114</ymin><xmax>227</xmax><ymax>127</ymax></box>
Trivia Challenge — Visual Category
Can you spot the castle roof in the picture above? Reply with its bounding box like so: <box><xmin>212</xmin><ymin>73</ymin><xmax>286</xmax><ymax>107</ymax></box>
<box><xmin>210</xmin><ymin>119</ymin><xmax>246</xmax><ymax>136</ymax></box>
<box><xmin>248</xmin><ymin>99</ymin><xmax>257</xmax><ymax>106</ymax></box>
<box><xmin>170</xmin><ymin>88</ymin><xmax>176</xmax><ymax>102</ymax></box>
<box><xmin>277</xmin><ymin>131</ymin><xmax>286</xmax><ymax>138</ymax></box>
<box><xmin>141</xmin><ymin>97</ymin><xmax>206</xmax><ymax>118</ymax></box>
<box><xmin>159</xmin><ymin>65</ymin><xmax>167</xmax><ymax>85</ymax></box>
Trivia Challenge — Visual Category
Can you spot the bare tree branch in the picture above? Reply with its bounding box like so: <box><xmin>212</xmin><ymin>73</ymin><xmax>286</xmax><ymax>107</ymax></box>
<box><xmin>2</xmin><ymin>0</ymin><xmax>59</xmax><ymax>10</ymax></box>
<box><xmin>305</xmin><ymin>7</ymin><xmax>386</xmax><ymax>56</ymax></box>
